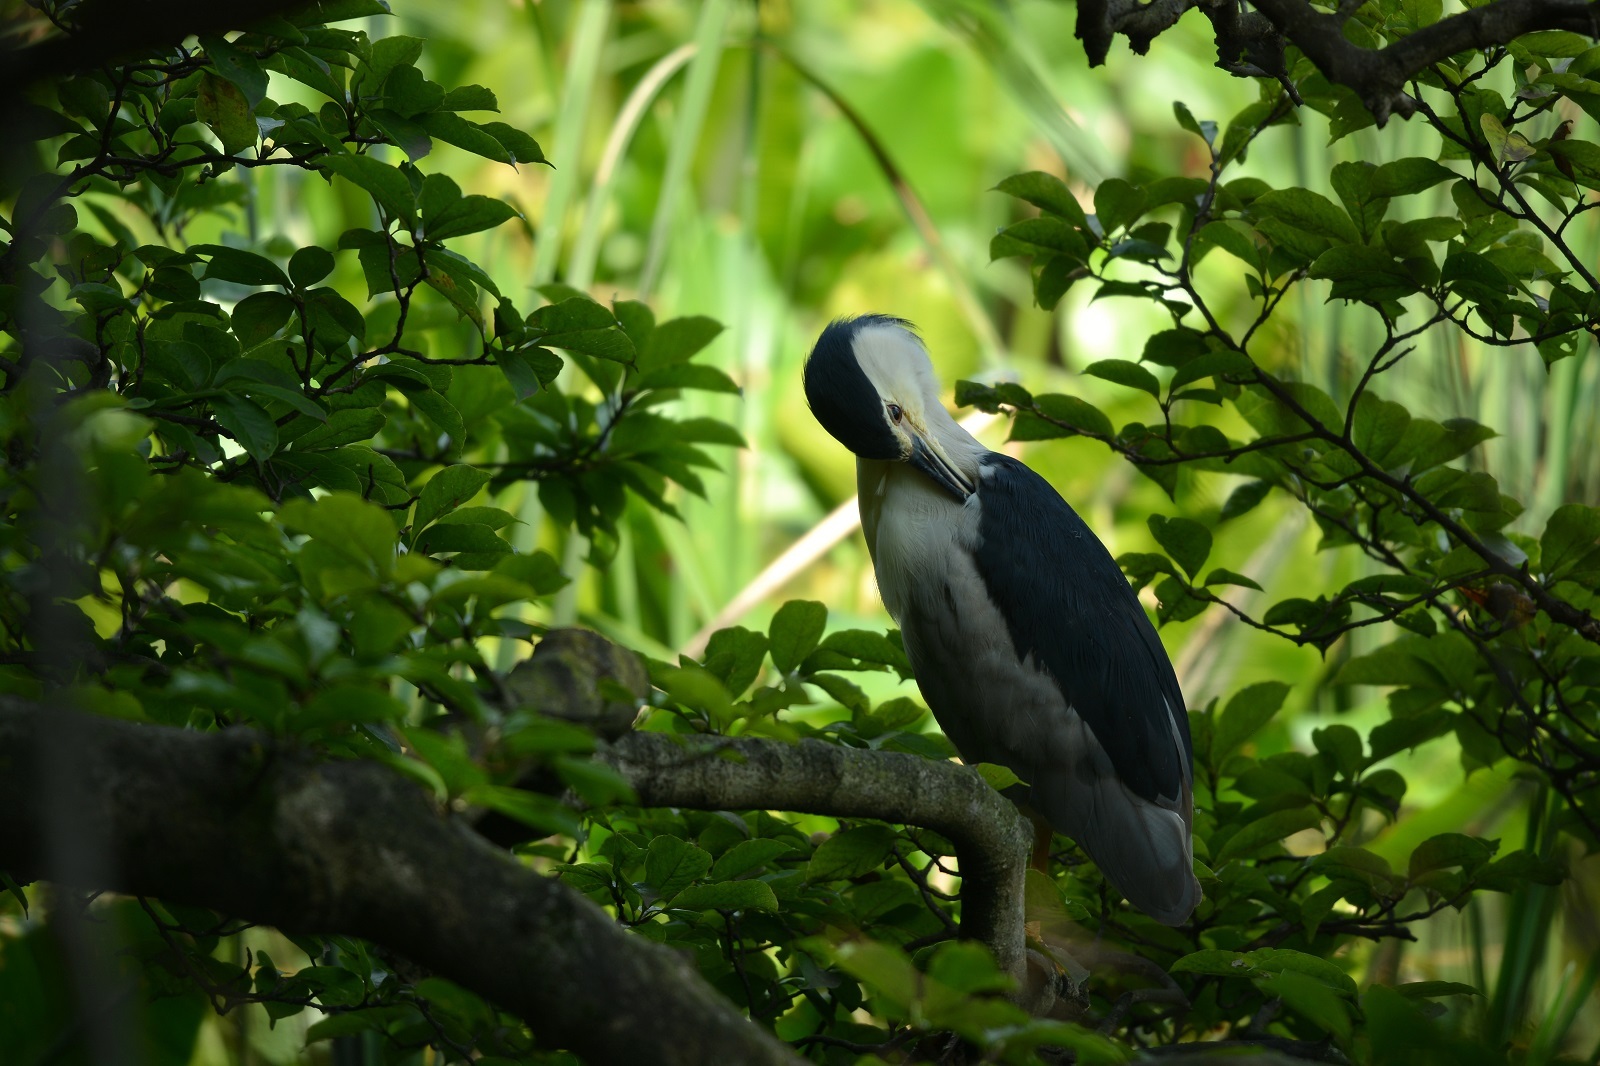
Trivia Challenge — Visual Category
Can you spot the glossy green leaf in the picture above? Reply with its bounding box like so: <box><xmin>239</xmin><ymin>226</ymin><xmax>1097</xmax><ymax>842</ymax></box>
<box><xmin>807</xmin><ymin>825</ymin><xmax>897</xmax><ymax>882</ymax></box>
<box><xmin>769</xmin><ymin>600</ymin><xmax>827</xmax><ymax>674</ymax></box>
<box><xmin>1148</xmin><ymin>515</ymin><xmax>1212</xmax><ymax>580</ymax></box>
<box><xmin>645</xmin><ymin>836</ymin><xmax>713</xmax><ymax>899</ymax></box>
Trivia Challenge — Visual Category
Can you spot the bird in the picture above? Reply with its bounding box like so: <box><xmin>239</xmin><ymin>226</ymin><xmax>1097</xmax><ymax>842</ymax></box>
<box><xmin>803</xmin><ymin>314</ymin><xmax>1200</xmax><ymax>926</ymax></box>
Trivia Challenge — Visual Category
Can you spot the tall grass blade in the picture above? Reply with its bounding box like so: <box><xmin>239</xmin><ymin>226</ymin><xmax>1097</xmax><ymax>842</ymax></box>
<box><xmin>532</xmin><ymin>0</ymin><xmax>613</xmax><ymax>287</ymax></box>
<box><xmin>638</xmin><ymin>0</ymin><xmax>733</xmax><ymax>301</ymax></box>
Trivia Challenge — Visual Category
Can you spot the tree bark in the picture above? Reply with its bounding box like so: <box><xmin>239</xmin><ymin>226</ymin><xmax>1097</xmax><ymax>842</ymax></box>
<box><xmin>603</xmin><ymin>732</ymin><xmax>1035</xmax><ymax>985</ymax></box>
<box><xmin>0</xmin><ymin>703</ymin><xmax>804</xmax><ymax>1066</ymax></box>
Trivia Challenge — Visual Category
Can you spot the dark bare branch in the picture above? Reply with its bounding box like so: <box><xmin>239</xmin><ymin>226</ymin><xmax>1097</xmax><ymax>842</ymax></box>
<box><xmin>1250</xmin><ymin>0</ymin><xmax>1600</xmax><ymax>121</ymax></box>
<box><xmin>1081</xmin><ymin>0</ymin><xmax>1600</xmax><ymax>125</ymax></box>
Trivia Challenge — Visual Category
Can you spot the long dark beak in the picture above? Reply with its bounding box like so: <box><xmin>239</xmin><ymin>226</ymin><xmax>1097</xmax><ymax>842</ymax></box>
<box><xmin>910</xmin><ymin>433</ymin><xmax>974</xmax><ymax>501</ymax></box>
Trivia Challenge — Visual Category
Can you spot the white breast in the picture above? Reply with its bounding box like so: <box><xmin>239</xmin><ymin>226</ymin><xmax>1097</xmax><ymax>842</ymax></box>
<box><xmin>857</xmin><ymin>459</ymin><xmax>975</xmax><ymax>623</ymax></box>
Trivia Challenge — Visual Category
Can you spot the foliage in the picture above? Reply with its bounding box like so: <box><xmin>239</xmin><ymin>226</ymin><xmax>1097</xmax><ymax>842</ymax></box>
<box><xmin>2</xmin><ymin>0</ymin><xmax>1599</xmax><ymax>1065</ymax></box>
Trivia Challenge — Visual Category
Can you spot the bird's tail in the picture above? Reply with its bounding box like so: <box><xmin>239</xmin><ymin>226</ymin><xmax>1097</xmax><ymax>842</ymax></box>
<box><xmin>1032</xmin><ymin>716</ymin><xmax>1201</xmax><ymax>926</ymax></box>
<box><xmin>1072</xmin><ymin>793</ymin><xmax>1200</xmax><ymax>926</ymax></box>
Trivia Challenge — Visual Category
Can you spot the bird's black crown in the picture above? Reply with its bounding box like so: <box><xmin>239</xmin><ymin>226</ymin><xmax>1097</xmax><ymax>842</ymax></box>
<box><xmin>803</xmin><ymin>314</ymin><xmax>913</xmax><ymax>461</ymax></box>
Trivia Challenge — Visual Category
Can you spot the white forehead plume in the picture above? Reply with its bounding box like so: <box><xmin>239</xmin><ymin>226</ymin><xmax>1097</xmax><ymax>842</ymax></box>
<box><xmin>849</xmin><ymin>321</ymin><xmax>944</xmax><ymax>408</ymax></box>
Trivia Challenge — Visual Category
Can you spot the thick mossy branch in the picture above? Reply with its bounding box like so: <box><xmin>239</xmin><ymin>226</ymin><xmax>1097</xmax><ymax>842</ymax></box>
<box><xmin>0</xmin><ymin>703</ymin><xmax>804</xmax><ymax>1066</ymax></box>
<box><xmin>603</xmin><ymin>732</ymin><xmax>1035</xmax><ymax>983</ymax></box>
<box><xmin>1082</xmin><ymin>0</ymin><xmax>1600</xmax><ymax>123</ymax></box>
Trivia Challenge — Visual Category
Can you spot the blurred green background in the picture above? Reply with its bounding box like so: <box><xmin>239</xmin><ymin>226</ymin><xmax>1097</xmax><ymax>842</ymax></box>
<box><xmin>27</xmin><ymin>0</ymin><xmax>1597</xmax><ymax>1059</ymax></box>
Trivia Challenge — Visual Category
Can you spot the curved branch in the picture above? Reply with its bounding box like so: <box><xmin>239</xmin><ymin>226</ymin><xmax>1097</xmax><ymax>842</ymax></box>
<box><xmin>602</xmin><ymin>732</ymin><xmax>1035</xmax><ymax>986</ymax></box>
<box><xmin>0</xmin><ymin>703</ymin><xmax>803</xmax><ymax>1066</ymax></box>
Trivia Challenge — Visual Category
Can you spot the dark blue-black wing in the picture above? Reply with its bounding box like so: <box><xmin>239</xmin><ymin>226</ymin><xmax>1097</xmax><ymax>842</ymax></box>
<box><xmin>970</xmin><ymin>453</ymin><xmax>1190</xmax><ymax>803</ymax></box>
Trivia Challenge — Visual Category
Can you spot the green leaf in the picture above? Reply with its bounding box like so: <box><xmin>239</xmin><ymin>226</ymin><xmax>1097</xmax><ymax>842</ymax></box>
<box><xmin>670</xmin><ymin>880</ymin><xmax>780</xmax><ymax>913</ymax></box>
<box><xmin>1367</xmin><ymin>710</ymin><xmax>1455</xmax><ymax>763</ymax></box>
<box><xmin>412</xmin><ymin>465</ymin><xmax>492</xmax><ymax>542</ymax></box>
<box><xmin>1013</xmin><ymin>393</ymin><xmax>1113</xmax><ymax>440</ymax></box>
<box><xmin>288</xmin><ymin>246</ymin><xmax>335</xmax><ymax>288</ymax></box>
<box><xmin>1212</xmin><ymin>681</ymin><xmax>1289</xmax><ymax>763</ymax></box>
<box><xmin>769</xmin><ymin>600</ymin><xmax>827</xmax><ymax>674</ymax></box>
<box><xmin>816</xmin><ymin>628</ymin><xmax>911</xmax><ymax>675</ymax></box>
<box><xmin>1253</xmin><ymin>187</ymin><xmax>1360</xmax><ymax>244</ymax></box>
<box><xmin>1173</xmin><ymin>101</ymin><xmax>1218</xmax><ymax>146</ymax></box>
<box><xmin>1083</xmin><ymin>358</ymin><xmax>1160</xmax><ymax>397</ymax></box>
<box><xmin>1171</xmin><ymin>949</ymin><xmax>1255</xmax><ymax>978</ymax></box>
<box><xmin>1313</xmin><ymin>723</ymin><xmax>1364</xmax><ymax>778</ymax></box>
<box><xmin>644</xmin><ymin>836</ymin><xmax>713</xmax><ymax>899</ymax></box>
<box><xmin>994</xmin><ymin>171</ymin><xmax>1087</xmax><ymax>226</ymax></box>
<box><xmin>416</xmin><ymin>111</ymin><xmax>513</xmax><ymax>163</ymax></box>
<box><xmin>1216</xmin><ymin>807</ymin><xmax>1321</xmax><ymax>862</ymax></box>
<box><xmin>1147</xmin><ymin>515</ymin><xmax>1211</xmax><ymax>580</ymax></box>
<box><xmin>427</xmin><ymin>193</ymin><xmax>518</xmax><ymax>241</ymax></box>
<box><xmin>406</xmin><ymin>385</ymin><xmax>466</xmax><ymax>443</ymax></box>
<box><xmin>702</xmin><ymin>626</ymin><xmax>769</xmax><ymax>695</ymax></box>
<box><xmin>1094</xmin><ymin>178</ymin><xmax>1146</xmax><ymax>233</ymax></box>
<box><xmin>1549</xmin><ymin>139</ymin><xmax>1600</xmax><ymax>189</ymax></box>
<box><xmin>529</xmin><ymin>298</ymin><xmax>634</xmax><ymax>362</ymax></box>
<box><xmin>1310</xmin><ymin>245</ymin><xmax>1420</xmax><ymax>303</ymax></box>
<box><xmin>231</xmin><ymin>291</ymin><xmax>296</xmax><ymax>348</ymax></box>
<box><xmin>976</xmin><ymin>763</ymin><xmax>1024</xmax><ymax>790</ymax></box>
<box><xmin>633</xmin><ymin>363</ymin><xmax>739</xmax><ymax>394</ymax></box>
<box><xmin>306</xmin><ymin>1013</ymin><xmax>380</xmax><ymax>1042</ymax></box>
<box><xmin>809</xmin><ymin>672</ymin><xmax>868</xmax><ymax>715</ymax></box>
<box><xmin>414</xmin><ymin>523</ymin><xmax>511</xmax><ymax>559</ymax></box>
<box><xmin>212</xmin><ymin>394</ymin><xmax>278</xmax><ymax>461</ymax></box>
<box><xmin>1409</xmin><ymin>833</ymin><xmax>1493</xmax><ymax>877</ymax></box>
<box><xmin>0</xmin><ymin>872</ymin><xmax>29</xmax><ymax>917</ymax></box>
<box><xmin>653</xmin><ymin>663</ymin><xmax>735</xmax><ymax>725</ymax></box>
<box><xmin>441</xmin><ymin>84</ymin><xmax>498</xmax><ymax>111</ymax></box>
<box><xmin>1352</xmin><ymin>394</ymin><xmax>1412</xmax><ymax>466</ymax></box>
<box><xmin>297</xmin><ymin>684</ymin><xmax>407</xmax><ymax>729</ymax></box>
<box><xmin>478</xmin><ymin>121</ymin><xmax>546</xmax><ymax>165</ymax></box>
<box><xmin>1541</xmin><ymin>503</ymin><xmax>1600</xmax><ymax>583</ymax></box>
<box><xmin>363</xmin><ymin>34</ymin><xmax>424</xmax><ymax>89</ymax></box>
<box><xmin>194</xmin><ymin>244</ymin><xmax>290</xmax><ymax>288</ymax></box>
<box><xmin>807</xmin><ymin>825</ymin><xmax>897</xmax><ymax>882</ymax></box>
<box><xmin>640</xmin><ymin>316</ymin><xmax>724</xmax><ymax>368</ymax></box>
<box><xmin>1330</xmin><ymin>161</ymin><xmax>1388</xmax><ymax>237</ymax></box>
<box><xmin>385</xmin><ymin>65</ymin><xmax>444</xmax><ymax>117</ymax></box>
<box><xmin>996</xmin><ymin>217</ymin><xmax>1088</xmax><ymax>257</ymax></box>
<box><xmin>866</xmin><ymin>696</ymin><xmax>924</xmax><ymax>731</ymax></box>
<box><xmin>1371</xmin><ymin>157</ymin><xmax>1458</xmax><ymax>197</ymax></box>
<box><xmin>321</xmin><ymin>153</ymin><xmax>417</xmax><ymax>222</ymax></box>
<box><xmin>710</xmin><ymin>839</ymin><xmax>795</xmax><ymax>881</ymax></box>
<box><xmin>280</xmin><ymin>493</ymin><xmax>398</xmax><ymax>575</ymax></box>
<box><xmin>1220</xmin><ymin>480</ymin><xmax>1272</xmax><ymax>521</ymax></box>
<box><xmin>831</xmin><ymin>940</ymin><xmax>920</xmax><ymax>1014</ymax></box>
<box><xmin>1310</xmin><ymin>845</ymin><xmax>1395</xmax><ymax>891</ymax></box>
<box><xmin>1391</xmin><ymin>981</ymin><xmax>1481</xmax><ymax>999</ymax></box>
<box><xmin>494</xmin><ymin>347</ymin><xmax>562</xmax><ymax>398</ymax></box>
<box><xmin>1252</xmin><ymin>948</ymin><xmax>1358</xmax><ymax>997</ymax></box>
<box><xmin>195</xmin><ymin>72</ymin><xmax>257</xmax><ymax>155</ymax></box>
<box><xmin>1203</xmin><ymin>567</ymin><xmax>1261</xmax><ymax>591</ymax></box>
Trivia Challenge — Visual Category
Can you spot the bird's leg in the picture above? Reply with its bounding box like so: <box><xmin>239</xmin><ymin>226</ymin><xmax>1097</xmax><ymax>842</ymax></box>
<box><xmin>1030</xmin><ymin>813</ymin><xmax>1054</xmax><ymax>873</ymax></box>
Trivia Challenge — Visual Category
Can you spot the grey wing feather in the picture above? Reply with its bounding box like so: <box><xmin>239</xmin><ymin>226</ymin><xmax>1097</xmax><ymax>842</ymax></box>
<box><xmin>968</xmin><ymin>454</ymin><xmax>1200</xmax><ymax>924</ymax></box>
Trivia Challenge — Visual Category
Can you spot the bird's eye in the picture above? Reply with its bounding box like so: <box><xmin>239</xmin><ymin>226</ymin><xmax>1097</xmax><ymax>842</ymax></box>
<box><xmin>887</xmin><ymin>403</ymin><xmax>903</xmax><ymax>425</ymax></box>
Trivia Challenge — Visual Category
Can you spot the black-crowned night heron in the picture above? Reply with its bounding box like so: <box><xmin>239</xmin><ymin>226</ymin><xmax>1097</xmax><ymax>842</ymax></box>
<box><xmin>803</xmin><ymin>314</ymin><xmax>1200</xmax><ymax>926</ymax></box>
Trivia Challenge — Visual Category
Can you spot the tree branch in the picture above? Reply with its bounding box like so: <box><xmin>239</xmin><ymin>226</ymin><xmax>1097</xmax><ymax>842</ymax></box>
<box><xmin>0</xmin><ymin>703</ymin><xmax>804</xmax><ymax>1066</ymax></box>
<box><xmin>1248</xmin><ymin>0</ymin><xmax>1600</xmax><ymax>122</ymax></box>
<box><xmin>1079</xmin><ymin>0</ymin><xmax>1600</xmax><ymax>125</ymax></box>
<box><xmin>602</xmin><ymin>732</ymin><xmax>1035</xmax><ymax>987</ymax></box>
